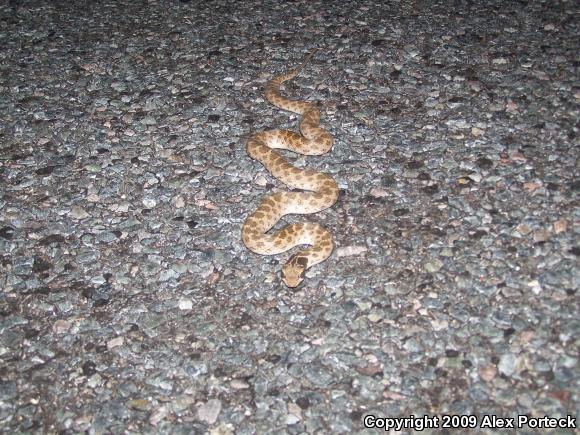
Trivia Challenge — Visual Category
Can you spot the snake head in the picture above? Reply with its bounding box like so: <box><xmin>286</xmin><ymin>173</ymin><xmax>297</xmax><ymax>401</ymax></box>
<box><xmin>281</xmin><ymin>254</ymin><xmax>309</xmax><ymax>288</ymax></box>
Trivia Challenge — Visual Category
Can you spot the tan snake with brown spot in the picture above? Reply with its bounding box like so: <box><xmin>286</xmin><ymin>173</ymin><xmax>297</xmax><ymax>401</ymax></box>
<box><xmin>241</xmin><ymin>50</ymin><xmax>338</xmax><ymax>287</ymax></box>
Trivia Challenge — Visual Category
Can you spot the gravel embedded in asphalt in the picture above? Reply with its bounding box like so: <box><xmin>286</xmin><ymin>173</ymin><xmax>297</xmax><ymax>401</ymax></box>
<box><xmin>0</xmin><ymin>0</ymin><xmax>578</xmax><ymax>433</ymax></box>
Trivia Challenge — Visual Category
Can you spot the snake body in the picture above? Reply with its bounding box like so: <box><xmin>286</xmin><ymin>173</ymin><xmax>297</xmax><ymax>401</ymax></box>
<box><xmin>241</xmin><ymin>51</ymin><xmax>338</xmax><ymax>287</ymax></box>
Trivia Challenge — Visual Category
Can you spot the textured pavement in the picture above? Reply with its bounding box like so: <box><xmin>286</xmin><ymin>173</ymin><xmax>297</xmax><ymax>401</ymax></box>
<box><xmin>0</xmin><ymin>0</ymin><xmax>578</xmax><ymax>433</ymax></box>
